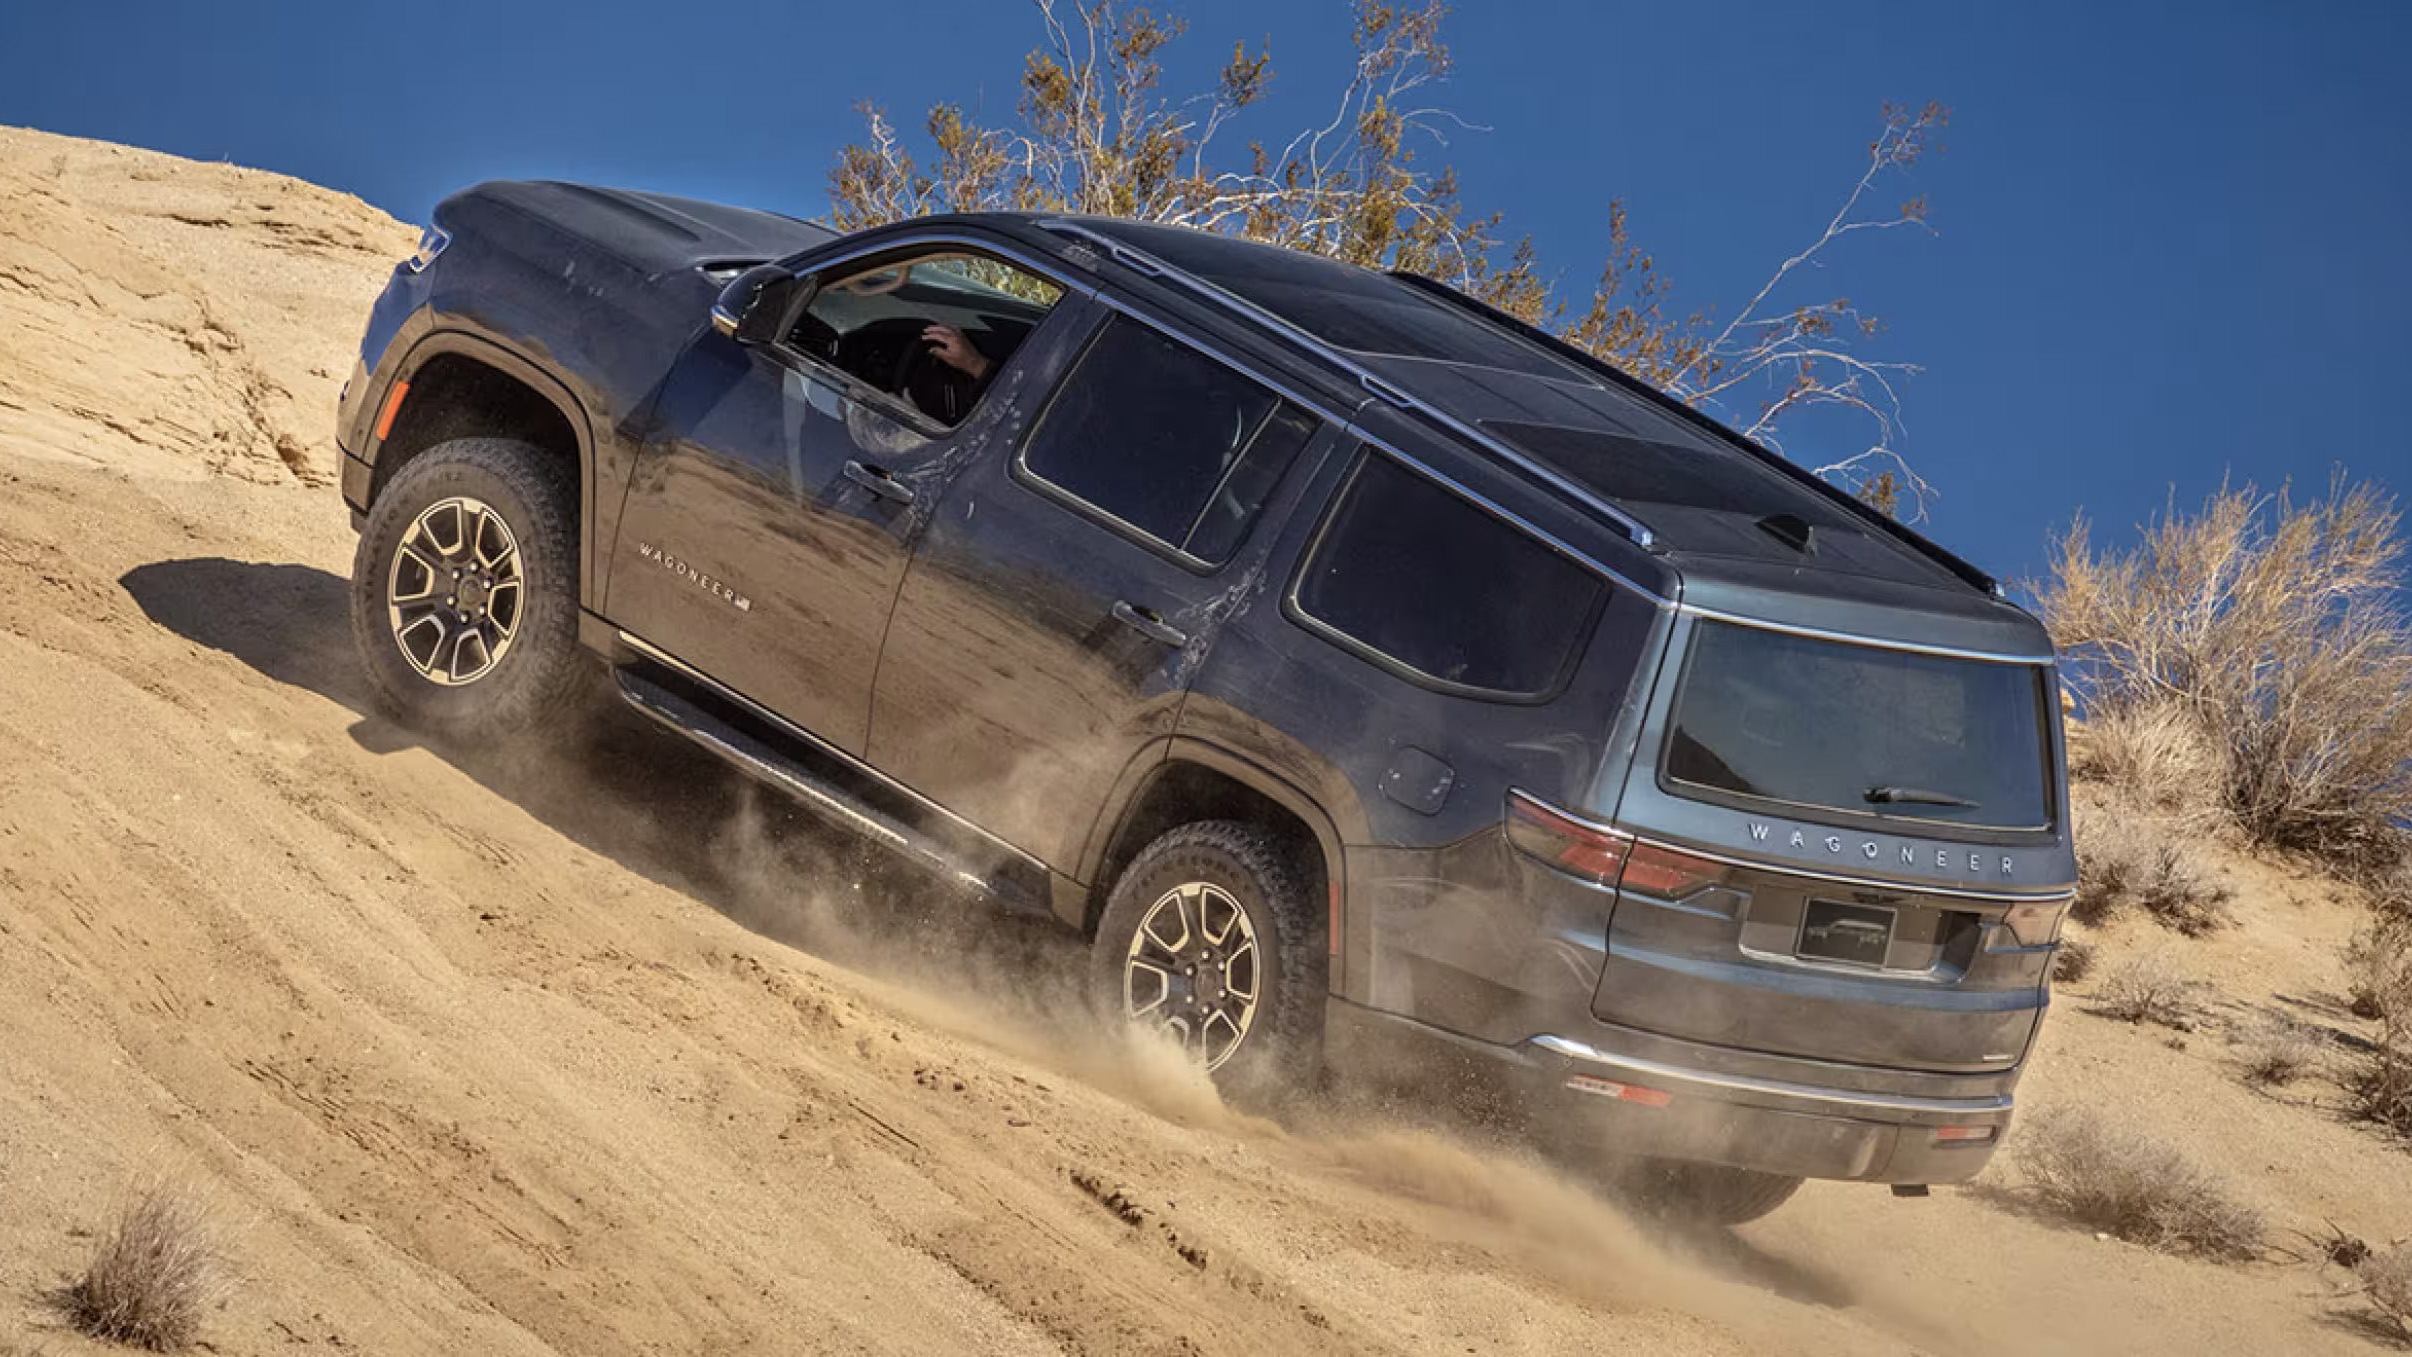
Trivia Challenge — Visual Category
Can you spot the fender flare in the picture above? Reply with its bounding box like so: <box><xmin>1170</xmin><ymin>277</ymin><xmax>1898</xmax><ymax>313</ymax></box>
<box><xmin>1079</xmin><ymin>737</ymin><xmax>1351</xmax><ymax>980</ymax></box>
<box><xmin>367</xmin><ymin>328</ymin><xmax>604</xmax><ymax>608</ymax></box>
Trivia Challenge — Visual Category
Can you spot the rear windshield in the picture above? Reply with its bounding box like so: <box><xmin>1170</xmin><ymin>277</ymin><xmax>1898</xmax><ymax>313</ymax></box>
<box><xmin>1664</xmin><ymin>621</ymin><xmax>2055</xmax><ymax>832</ymax></box>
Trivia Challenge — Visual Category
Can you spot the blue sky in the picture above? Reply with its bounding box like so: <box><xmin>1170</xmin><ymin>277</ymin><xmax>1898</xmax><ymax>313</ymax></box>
<box><xmin>4</xmin><ymin>0</ymin><xmax>2407</xmax><ymax>586</ymax></box>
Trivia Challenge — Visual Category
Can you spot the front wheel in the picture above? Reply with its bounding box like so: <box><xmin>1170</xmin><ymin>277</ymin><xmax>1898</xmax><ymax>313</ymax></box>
<box><xmin>349</xmin><ymin>437</ymin><xmax>588</xmax><ymax>741</ymax></box>
<box><xmin>1089</xmin><ymin>821</ymin><xmax>1325</xmax><ymax>1099</ymax></box>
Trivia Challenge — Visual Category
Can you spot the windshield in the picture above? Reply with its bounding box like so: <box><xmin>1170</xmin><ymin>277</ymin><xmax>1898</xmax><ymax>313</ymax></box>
<box><xmin>1663</xmin><ymin>620</ymin><xmax>2055</xmax><ymax>832</ymax></box>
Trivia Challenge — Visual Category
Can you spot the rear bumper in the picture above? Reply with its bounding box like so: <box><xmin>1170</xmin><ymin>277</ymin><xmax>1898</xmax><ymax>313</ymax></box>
<box><xmin>1325</xmin><ymin>998</ymin><xmax>2013</xmax><ymax>1184</ymax></box>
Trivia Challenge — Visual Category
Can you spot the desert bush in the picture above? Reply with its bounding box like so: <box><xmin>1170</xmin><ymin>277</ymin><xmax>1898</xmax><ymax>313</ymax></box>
<box><xmin>2012</xmin><ymin>1109</ymin><xmax>2267</xmax><ymax>1260</ymax></box>
<box><xmin>61</xmin><ymin>1179</ymin><xmax>226</xmax><ymax>1351</ymax></box>
<box><xmin>2072</xmin><ymin>812</ymin><xmax>2232</xmax><ymax>935</ymax></box>
<box><xmin>2052</xmin><ymin>937</ymin><xmax>2097</xmax><ymax>984</ymax></box>
<box><xmin>2067</xmin><ymin>701</ymin><xmax>2224</xmax><ymax>828</ymax></box>
<box><xmin>2347</xmin><ymin>909</ymin><xmax>2412</xmax><ymax>1023</ymax></box>
<box><xmin>2234</xmin><ymin>1017</ymin><xmax>2323</xmax><ymax>1088</ymax></box>
<box><xmin>2092</xmin><ymin>951</ymin><xmax>2201</xmax><ymax>1028</ymax></box>
<box><xmin>2040</xmin><ymin>477</ymin><xmax>2412</xmax><ymax>878</ymax></box>
<box><xmin>2360</xmin><ymin>1241</ymin><xmax>2412</xmax><ymax>1339</ymax></box>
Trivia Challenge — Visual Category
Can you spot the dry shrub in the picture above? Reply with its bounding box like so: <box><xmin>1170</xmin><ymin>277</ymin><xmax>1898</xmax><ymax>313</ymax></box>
<box><xmin>2360</xmin><ymin>1241</ymin><xmax>2412</xmax><ymax>1339</ymax></box>
<box><xmin>2052</xmin><ymin>936</ymin><xmax>2097</xmax><ymax>984</ymax></box>
<box><xmin>2040</xmin><ymin>476</ymin><xmax>2412</xmax><ymax>878</ymax></box>
<box><xmin>2012</xmin><ymin>1109</ymin><xmax>2267</xmax><ymax>1260</ymax></box>
<box><xmin>2072</xmin><ymin>812</ymin><xmax>2232</xmax><ymax>935</ymax></box>
<box><xmin>2347</xmin><ymin>908</ymin><xmax>2412</xmax><ymax>1023</ymax></box>
<box><xmin>2067</xmin><ymin>702</ymin><xmax>2224</xmax><ymax>828</ymax></box>
<box><xmin>61</xmin><ymin>1179</ymin><xmax>227</xmax><ymax>1351</ymax></box>
<box><xmin>2234</xmin><ymin>1017</ymin><xmax>2323</xmax><ymax>1088</ymax></box>
<box><xmin>2091</xmin><ymin>951</ymin><xmax>2200</xmax><ymax>1028</ymax></box>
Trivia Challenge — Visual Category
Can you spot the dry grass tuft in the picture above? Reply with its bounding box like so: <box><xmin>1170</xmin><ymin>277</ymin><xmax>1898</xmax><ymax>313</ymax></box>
<box><xmin>2012</xmin><ymin>1109</ymin><xmax>2267</xmax><ymax>1261</ymax></box>
<box><xmin>60</xmin><ymin>1179</ymin><xmax>227</xmax><ymax>1351</ymax></box>
<box><xmin>2091</xmin><ymin>951</ymin><xmax>2201</xmax><ymax>1029</ymax></box>
<box><xmin>2071</xmin><ymin>811</ymin><xmax>2232</xmax><ymax>936</ymax></box>
<box><xmin>2067</xmin><ymin>702</ymin><xmax>2224</xmax><ymax>829</ymax></box>
<box><xmin>2358</xmin><ymin>1241</ymin><xmax>2412</xmax><ymax>1339</ymax></box>
<box><xmin>2040</xmin><ymin>476</ymin><xmax>2412</xmax><ymax>879</ymax></box>
<box><xmin>2233</xmin><ymin>1017</ymin><xmax>2323</xmax><ymax>1088</ymax></box>
<box><xmin>2347</xmin><ymin>909</ymin><xmax>2412</xmax><ymax>1024</ymax></box>
<box><xmin>2052</xmin><ymin>936</ymin><xmax>2097</xmax><ymax>985</ymax></box>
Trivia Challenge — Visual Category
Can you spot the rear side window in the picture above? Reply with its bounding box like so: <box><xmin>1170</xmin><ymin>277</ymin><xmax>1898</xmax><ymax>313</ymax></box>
<box><xmin>1294</xmin><ymin>454</ymin><xmax>1604</xmax><ymax>698</ymax></box>
<box><xmin>1018</xmin><ymin>315</ymin><xmax>1315</xmax><ymax>563</ymax></box>
<box><xmin>1665</xmin><ymin>620</ymin><xmax>2055</xmax><ymax>831</ymax></box>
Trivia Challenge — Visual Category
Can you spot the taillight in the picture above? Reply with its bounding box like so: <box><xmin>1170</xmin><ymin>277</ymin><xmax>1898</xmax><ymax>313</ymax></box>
<box><xmin>2001</xmin><ymin>899</ymin><xmax>2069</xmax><ymax>947</ymax></box>
<box><xmin>1504</xmin><ymin>791</ymin><xmax>1630</xmax><ymax>884</ymax></box>
<box><xmin>1615</xmin><ymin>841</ymin><xmax>1730</xmax><ymax>899</ymax></box>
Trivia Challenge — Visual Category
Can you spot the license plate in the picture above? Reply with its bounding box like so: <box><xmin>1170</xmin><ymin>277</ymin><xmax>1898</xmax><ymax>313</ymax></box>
<box><xmin>1797</xmin><ymin>899</ymin><xmax>1896</xmax><ymax>967</ymax></box>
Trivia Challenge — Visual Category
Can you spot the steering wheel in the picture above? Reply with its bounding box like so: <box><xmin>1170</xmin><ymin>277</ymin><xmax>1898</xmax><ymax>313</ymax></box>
<box><xmin>889</xmin><ymin>331</ymin><xmax>971</xmax><ymax>425</ymax></box>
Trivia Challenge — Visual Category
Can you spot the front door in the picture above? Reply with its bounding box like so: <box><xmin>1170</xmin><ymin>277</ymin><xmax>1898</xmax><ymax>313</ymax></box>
<box><xmin>605</xmin><ymin>240</ymin><xmax>1083</xmax><ymax>753</ymax></box>
<box><xmin>869</xmin><ymin>311</ymin><xmax>1331</xmax><ymax>869</ymax></box>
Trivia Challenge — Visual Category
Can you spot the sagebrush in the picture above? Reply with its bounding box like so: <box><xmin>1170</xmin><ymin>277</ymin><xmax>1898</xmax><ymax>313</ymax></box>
<box><xmin>2042</xmin><ymin>477</ymin><xmax>2412</xmax><ymax>876</ymax></box>
<box><xmin>2360</xmin><ymin>1241</ymin><xmax>2412</xmax><ymax>1339</ymax></box>
<box><xmin>2233</xmin><ymin>1017</ymin><xmax>2322</xmax><ymax>1088</ymax></box>
<box><xmin>60</xmin><ymin>1180</ymin><xmax>227</xmax><ymax>1351</ymax></box>
<box><xmin>2013</xmin><ymin>1109</ymin><xmax>2266</xmax><ymax>1260</ymax></box>
<box><xmin>2072</xmin><ymin>810</ymin><xmax>2231</xmax><ymax>935</ymax></box>
<box><xmin>2091</xmin><ymin>951</ymin><xmax>2201</xmax><ymax>1029</ymax></box>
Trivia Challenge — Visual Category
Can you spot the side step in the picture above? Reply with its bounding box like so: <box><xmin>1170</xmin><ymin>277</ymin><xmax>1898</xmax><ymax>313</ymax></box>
<box><xmin>610</xmin><ymin>667</ymin><xmax>1047</xmax><ymax>914</ymax></box>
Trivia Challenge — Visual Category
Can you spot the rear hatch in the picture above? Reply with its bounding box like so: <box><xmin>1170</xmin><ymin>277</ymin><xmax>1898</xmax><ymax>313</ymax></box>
<box><xmin>1587</xmin><ymin>612</ymin><xmax>2073</xmax><ymax>1073</ymax></box>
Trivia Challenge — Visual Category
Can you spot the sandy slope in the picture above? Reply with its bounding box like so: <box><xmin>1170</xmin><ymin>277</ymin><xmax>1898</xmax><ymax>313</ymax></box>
<box><xmin>1</xmin><ymin>124</ymin><xmax>2405</xmax><ymax>1355</ymax></box>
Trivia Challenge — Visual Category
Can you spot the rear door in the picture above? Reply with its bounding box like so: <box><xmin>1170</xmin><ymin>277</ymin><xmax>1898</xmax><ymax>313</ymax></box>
<box><xmin>868</xmin><ymin>310</ymin><xmax>1330</xmax><ymax>869</ymax></box>
<box><xmin>1594</xmin><ymin>613</ymin><xmax>2073</xmax><ymax>1072</ymax></box>
<box><xmin>604</xmin><ymin>237</ymin><xmax>1084</xmax><ymax>753</ymax></box>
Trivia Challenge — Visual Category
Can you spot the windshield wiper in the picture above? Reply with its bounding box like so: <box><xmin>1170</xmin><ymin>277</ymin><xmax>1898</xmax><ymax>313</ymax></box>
<box><xmin>1864</xmin><ymin>785</ymin><xmax>1980</xmax><ymax>809</ymax></box>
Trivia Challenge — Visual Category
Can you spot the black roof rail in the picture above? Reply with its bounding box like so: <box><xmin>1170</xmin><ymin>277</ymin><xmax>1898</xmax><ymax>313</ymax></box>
<box><xmin>1031</xmin><ymin>217</ymin><xmax>1661</xmax><ymax>551</ymax></box>
<box><xmin>1383</xmin><ymin>269</ymin><xmax>2005</xmax><ymax>599</ymax></box>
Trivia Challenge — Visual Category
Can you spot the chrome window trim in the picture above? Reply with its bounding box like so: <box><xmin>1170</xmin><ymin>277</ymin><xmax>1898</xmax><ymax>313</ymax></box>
<box><xmin>615</xmin><ymin>629</ymin><xmax>1051</xmax><ymax>874</ymax></box>
<box><xmin>1034</xmin><ymin>218</ymin><xmax>1659</xmax><ymax>550</ymax></box>
<box><xmin>1676</xmin><ymin>603</ymin><xmax>2058</xmax><ymax>666</ymax></box>
<box><xmin>1529</xmin><ymin>1035</ymin><xmax>2017</xmax><ymax>1115</ymax></box>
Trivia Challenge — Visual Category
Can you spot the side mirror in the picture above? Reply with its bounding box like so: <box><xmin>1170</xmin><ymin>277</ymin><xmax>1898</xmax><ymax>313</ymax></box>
<box><xmin>710</xmin><ymin>263</ymin><xmax>802</xmax><ymax>346</ymax></box>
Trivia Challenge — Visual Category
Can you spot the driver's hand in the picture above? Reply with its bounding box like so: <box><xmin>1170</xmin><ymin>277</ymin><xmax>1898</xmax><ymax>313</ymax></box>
<box><xmin>921</xmin><ymin>324</ymin><xmax>993</xmax><ymax>381</ymax></box>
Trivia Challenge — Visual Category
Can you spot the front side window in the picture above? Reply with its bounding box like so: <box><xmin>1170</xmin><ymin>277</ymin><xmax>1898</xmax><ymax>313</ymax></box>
<box><xmin>1664</xmin><ymin>621</ymin><xmax>2056</xmax><ymax>831</ymax></box>
<box><xmin>1293</xmin><ymin>453</ymin><xmax>1605</xmax><ymax>698</ymax></box>
<box><xmin>1017</xmin><ymin>315</ymin><xmax>1315</xmax><ymax>562</ymax></box>
<box><xmin>785</xmin><ymin>248</ymin><xmax>1064</xmax><ymax>427</ymax></box>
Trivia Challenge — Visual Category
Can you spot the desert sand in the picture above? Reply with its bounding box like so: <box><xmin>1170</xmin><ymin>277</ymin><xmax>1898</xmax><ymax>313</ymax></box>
<box><xmin>1</xmin><ymin>123</ymin><xmax>2405</xmax><ymax>1355</ymax></box>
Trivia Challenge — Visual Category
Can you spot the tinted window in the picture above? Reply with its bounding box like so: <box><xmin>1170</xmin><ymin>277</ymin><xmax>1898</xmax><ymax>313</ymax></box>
<box><xmin>1295</xmin><ymin>454</ymin><xmax>1604</xmax><ymax>696</ymax></box>
<box><xmin>1021</xmin><ymin>316</ymin><xmax>1311</xmax><ymax>561</ymax></box>
<box><xmin>1666</xmin><ymin>621</ymin><xmax>2055</xmax><ymax>831</ymax></box>
<box><xmin>1088</xmin><ymin>221</ymin><xmax>1588</xmax><ymax>382</ymax></box>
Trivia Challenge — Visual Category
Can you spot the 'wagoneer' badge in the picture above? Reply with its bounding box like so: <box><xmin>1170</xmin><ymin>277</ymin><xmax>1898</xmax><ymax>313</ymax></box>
<box><xmin>636</xmin><ymin>542</ymin><xmax>752</xmax><ymax>612</ymax></box>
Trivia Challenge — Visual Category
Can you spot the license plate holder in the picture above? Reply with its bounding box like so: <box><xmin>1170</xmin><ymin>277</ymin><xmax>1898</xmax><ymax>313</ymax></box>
<box><xmin>1797</xmin><ymin>898</ymin><xmax>1896</xmax><ymax>968</ymax></box>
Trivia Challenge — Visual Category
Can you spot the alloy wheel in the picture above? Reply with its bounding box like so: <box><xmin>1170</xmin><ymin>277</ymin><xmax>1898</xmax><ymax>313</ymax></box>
<box><xmin>1122</xmin><ymin>881</ymin><xmax>1261</xmax><ymax>1069</ymax></box>
<box><xmin>385</xmin><ymin>495</ymin><xmax>525</xmax><ymax>686</ymax></box>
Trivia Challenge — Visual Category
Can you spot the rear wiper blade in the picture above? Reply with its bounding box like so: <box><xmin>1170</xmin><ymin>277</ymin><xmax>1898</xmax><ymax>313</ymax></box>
<box><xmin>1864</xmin><ymin>785</ymin><xmax>1980</xmax><ymax>809</ymax></box>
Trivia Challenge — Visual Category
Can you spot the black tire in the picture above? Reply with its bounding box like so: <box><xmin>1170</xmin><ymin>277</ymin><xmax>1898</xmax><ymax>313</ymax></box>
<box><xmin>1623</xmin><ymin>1160</ymin><xmax>1804</xmax><ymax>1227</ymax></box>
<box><xmin>1089</xmin><ymin>821</ymin><xmax>1325</xmax><ymax>1100</ymax></box>
<box><xmin>350</xmin><ymin>437</ymin><xmax>589</xmax><ymax>741</ymax></box>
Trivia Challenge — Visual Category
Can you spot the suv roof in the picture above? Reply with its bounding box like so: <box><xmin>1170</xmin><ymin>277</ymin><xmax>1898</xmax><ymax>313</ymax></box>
<box><xmin>976</xmin><ymin>214</ymin><xmax>2007</xmax><ymax>609</ymax></box>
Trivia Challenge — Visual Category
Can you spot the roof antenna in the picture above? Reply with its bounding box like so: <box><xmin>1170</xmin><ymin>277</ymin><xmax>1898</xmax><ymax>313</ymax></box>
<box><xmin>1756</xmin><ymin>512</ymin><xmax>1815</xmax><ymax>555</ymax></box>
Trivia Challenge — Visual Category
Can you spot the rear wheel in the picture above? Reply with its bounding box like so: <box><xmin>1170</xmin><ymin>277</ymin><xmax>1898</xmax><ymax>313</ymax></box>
<box><xmin>1622</xmin><ymin>1160</ymin><xmax>1804</xmax><ymax>1226</ymax></box>
<box><xmin>1090</xmin><ymin>822</ymin><xmax>1324</xmax><ymax>1099</ymax></box>
<box><xmin>350</xmin><ymin>437</ymin><xmax>588</xmax><ymax>740</ymax></box>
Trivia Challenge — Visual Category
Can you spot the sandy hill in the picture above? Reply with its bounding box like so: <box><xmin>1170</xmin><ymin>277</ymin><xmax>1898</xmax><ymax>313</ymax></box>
<box><xmin>0</xmin><ymin>123</ymin><xmax>2404</xmax><ymax>1355</ymax></box>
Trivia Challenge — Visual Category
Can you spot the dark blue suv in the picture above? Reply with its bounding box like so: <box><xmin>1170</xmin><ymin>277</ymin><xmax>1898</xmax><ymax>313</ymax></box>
<box><xmin>335</xmin><ymin>183</ymin><xmax>2075</xmax><ymax>1223</ymax></box>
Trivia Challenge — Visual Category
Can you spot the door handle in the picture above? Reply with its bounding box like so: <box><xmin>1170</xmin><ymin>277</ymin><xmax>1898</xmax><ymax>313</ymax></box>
<box><xmin>843</xmin><ymin>460</ymin><xmax>916</xmax><ymax>505</ymax></box>
<box><xmin>1111</xmin><ymin>600</ymin><xmax>1188</xmax><ymax>648</ymax></box>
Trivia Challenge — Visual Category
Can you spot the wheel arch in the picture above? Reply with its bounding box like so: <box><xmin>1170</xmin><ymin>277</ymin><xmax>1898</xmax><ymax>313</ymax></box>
<box><xmin>1081</xmin><ymin>739</ymin><xmax>1347</xmax><ymax>975</ymax></box>
<box><xmin>364</xmin><ymin>331</ymin><xmax>601</xmax><ymax>607</ymax></box>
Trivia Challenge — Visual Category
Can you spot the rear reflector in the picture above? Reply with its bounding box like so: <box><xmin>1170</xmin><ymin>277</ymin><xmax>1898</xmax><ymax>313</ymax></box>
<box><xmin>1614</xmin><ymin>841</ymin><xmax>1730</xmax><ymax>899</ymax></box>
<box><xmin>374</xmin><ymin>380</ymin><xmax>411</xmax><ymax>441</ymax></box>
<box><xmin>1933</xmin><ymin>1125</ymin><xmax>1997</xmax><ymax>1144</ymax></box>
<box><xmin>1564</xmin><ymin>1074</ymin><xmax>1673</xmax><ymax>1108</ymax></box>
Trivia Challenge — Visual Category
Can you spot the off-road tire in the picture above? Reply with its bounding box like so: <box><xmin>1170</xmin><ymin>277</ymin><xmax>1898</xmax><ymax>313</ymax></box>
<box><xmin>1090</xmin><ymin>821</ymin><xmax>1325</xmax><ymax>1101</ymax></box>
<box><xmin>1624</xmin><ymin>1160</ymin><xmax>1804</xmax><ymax>1227</ymax></box>
<box><xmin>350</xmin><ymin>437</ymin><xmax>588</xmax><ymax>741</ymax></box>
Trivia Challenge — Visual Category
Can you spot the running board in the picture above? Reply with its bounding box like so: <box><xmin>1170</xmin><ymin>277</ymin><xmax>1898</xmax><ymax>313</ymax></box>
<box><xmin>610</xmin><ymin>667</ymin><xmax>1047</xmax><ymax>915</ymax></box>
